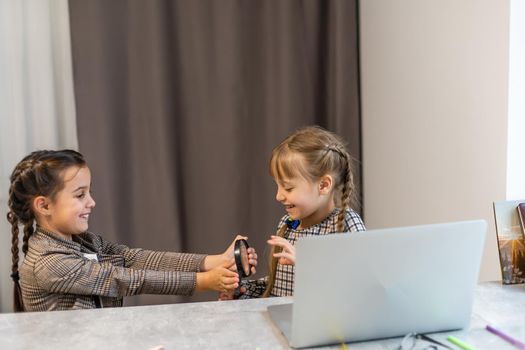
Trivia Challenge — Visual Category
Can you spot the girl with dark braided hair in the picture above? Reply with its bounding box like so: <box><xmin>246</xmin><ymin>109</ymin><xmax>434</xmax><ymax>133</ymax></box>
<box><xmin>8</xmin><ymin>149</ymin><xmax>257</xmax><ymax>312</ymax></box>
<box><xmin>220</xmin><ymin>126</ymin><xmax>365</xmax><ymax>300</ymax></box>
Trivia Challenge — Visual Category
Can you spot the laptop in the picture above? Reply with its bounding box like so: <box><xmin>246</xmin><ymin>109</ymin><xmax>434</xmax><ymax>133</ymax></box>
<box><xmin>267</xmin><ymin>220</ymin><xmax>487</xmax><ymax>348</ymax></box>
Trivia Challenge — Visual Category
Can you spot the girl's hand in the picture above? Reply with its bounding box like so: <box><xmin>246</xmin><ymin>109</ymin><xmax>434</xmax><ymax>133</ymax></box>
<box><xmin>244</xmin><ymin>246</ymin><xmax>258</xmax><ymax>275</ymax></box>
<box><xmin>267</xmin><ymin>235</ymin><xmax>296</xmax><ymax>265</ymax></box>
<box><xmin>222</xmin><ymin>235</ymin><xmax>258</xmax><ymax>275</ymax></box>
<box><xmin>196</xmin><ymin>259</ymin><xmax>239</xmax><ymax>292</ymax></box>
<box><xmin>218</xmin><ymin>286</ymin><xmax>247</xmax><ymax>301</ymax></box>
<box><xmin>201</xmin><ymin>235</ymin><xmax>258</xmax><ymax>275</ymax></box>
<box><xmin>218</xmin><ymin>290</ymin><xmax>235</xmax><ymax>300</ymax></box>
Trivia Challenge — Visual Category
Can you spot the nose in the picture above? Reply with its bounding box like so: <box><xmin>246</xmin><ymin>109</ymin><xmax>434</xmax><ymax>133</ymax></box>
<box><xmin>87</xmin><ymin>193</ymin><xmax>96</xmax><ymax>209</ymax></box>
<box><xmin>275</xmin><ymin>188</ymin><xmax>285</xmax><ymax>202</ymax></box>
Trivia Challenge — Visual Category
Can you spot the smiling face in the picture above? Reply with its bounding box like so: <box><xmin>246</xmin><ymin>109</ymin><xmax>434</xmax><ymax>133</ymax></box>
<box><xmin>34</xmin><ymin>166</ymin><xmax>95</xmax><ymax>240</ymax></box>
<box><xmin>270</xmin><ymin>145</ymin><xmax>338</xmax><ymax>229</ymax></box>
<box><xmin>274</xmin><ymin>174</ymin><xmax>335</xmax><ymax>229</ymax></box>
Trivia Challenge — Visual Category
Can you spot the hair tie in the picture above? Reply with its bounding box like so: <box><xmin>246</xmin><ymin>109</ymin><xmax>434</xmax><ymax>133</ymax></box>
<box><xmin>10</xmin><ymin>271</ymin><xmax>20</xmax><ymax>282</ymax></box>
<box><xmin>286</xmin><ymin>218</ymin><xmax>300</xmax><ymax>229</ymax></box>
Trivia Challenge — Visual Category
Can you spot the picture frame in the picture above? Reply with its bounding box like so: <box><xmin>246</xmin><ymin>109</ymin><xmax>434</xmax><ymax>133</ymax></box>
<box><xmin>493</xmin><ymin>200</ymin><xmax>525</xmax><ymax>284</ymax></box>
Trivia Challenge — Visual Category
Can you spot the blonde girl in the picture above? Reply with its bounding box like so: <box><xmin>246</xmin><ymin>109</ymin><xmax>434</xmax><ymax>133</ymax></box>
<box><xmin>226</xmin><ymin>126</ymin><xmax>365</xmax><ymax>299</ymax></box>
<box><xmin>8</xmin><ymin>150</ymin><xmax>256</xmax><ymax>312</ymax></box>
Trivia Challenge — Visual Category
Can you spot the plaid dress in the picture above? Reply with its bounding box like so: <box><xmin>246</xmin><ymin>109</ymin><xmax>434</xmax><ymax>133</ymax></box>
<box><xmin>240</xmin><ymin>208</ymin><xmax>365</xmax><ymax>298</ymax></box>
<box><xmin>19</xmin><ymin>228</ymin><xmax>206</xmax><ymax>311</ymax></box>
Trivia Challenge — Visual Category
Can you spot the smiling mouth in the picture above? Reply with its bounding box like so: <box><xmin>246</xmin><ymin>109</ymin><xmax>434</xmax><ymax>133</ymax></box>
<box><xmin>284</xmin><ymin>204</ymin><xmax>295</xmax><ymax>210</ymax></box>
<box><xmin>80</xmin><ymin>213</ymin><xmax>90</xmax><ymax>219</ymax></box>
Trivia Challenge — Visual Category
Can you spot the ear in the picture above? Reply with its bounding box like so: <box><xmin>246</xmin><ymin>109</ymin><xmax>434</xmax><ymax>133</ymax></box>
<box><xmin>32</xmin><ymin>196</ymin><xmax>52</xmax><ymax>217</ymax></box>
<box><xmin>318</xmin><ymin>174</ymin><xmax>334</xmax><ymax>195</ymax></box>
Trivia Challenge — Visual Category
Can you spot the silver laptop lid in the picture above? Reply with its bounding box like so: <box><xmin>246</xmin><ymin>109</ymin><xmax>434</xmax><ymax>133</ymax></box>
<box><xmin>288</xmin><ymin>220</ymin><xmax>486</xmax><ymax>348</ymax></box>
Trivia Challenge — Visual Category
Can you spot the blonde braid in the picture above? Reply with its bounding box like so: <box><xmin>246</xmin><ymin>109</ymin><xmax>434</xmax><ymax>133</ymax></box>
<box><xmin>263</xmin><ymin>224</ymin><xmax>288</xmax><ymax>297</ymax></box>
<box><xmin>333</xmin><ymin>145</ymin><xmax>354</xmax><ymax>232</ymax></box>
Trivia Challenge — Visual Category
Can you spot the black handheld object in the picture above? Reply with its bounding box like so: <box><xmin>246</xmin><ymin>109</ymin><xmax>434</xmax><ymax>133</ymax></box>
<box><xmin>234</xmin><ymin>239</ymin><xmax>253</xmax><ymax>298</ymax></box>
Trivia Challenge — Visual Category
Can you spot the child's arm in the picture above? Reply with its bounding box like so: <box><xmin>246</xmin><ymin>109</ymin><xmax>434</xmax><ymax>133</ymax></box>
<box><xmin>196</xmin><ymin>259</ymin><xmax>238</xmax><ymax>292</ymax></box>
<box><xmin>33</xmin><ymin>252</ymin><xmax>238</xmax><ymax>297</ymax></box>
<box><xmin>98</xmin><ymin>236</ymin><xmax>205</xmax><ymax>273</ymax></box>
<box><xmin>98</xmin><ymin>234</ymin><xmax>257</xmax><ymax>274</ymax></box>
<box><xmin>200</xmin><ymin>235</ymin><xmax>257</xmax><ymax>274</ymax></box>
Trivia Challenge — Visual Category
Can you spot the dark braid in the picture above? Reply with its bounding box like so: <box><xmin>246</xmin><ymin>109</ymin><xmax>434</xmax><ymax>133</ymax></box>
<box><xmin>22</xmin><ymin>221</ymin><xmax>35</xmax><ymax>255</ymax></box>
<box><xmin>7</xmin><ymin>211</ymin><xmax>24</xmax><ymax>312</ymax></box>
<box><xmin>7</xmin><ymin>149</ymin><xmax>86</xmax><ymax>312</ymax></box>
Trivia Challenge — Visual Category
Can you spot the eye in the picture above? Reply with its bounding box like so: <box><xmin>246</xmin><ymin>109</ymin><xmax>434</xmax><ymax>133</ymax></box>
<box><xmin>77</xmin><ymin>192</ymin><xmax>85</xmax><ymax>199</ymax></box>
<box><xmin>284</xmin><ymin>187</ymin><xmax>294</xmax><ymax>192</ymax></box>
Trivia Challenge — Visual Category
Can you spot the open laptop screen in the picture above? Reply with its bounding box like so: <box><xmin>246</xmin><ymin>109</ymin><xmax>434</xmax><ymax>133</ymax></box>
<box><xmin>268</xmin><ymin>220</ymin><xmax>487</xmax><ymax>348</ymax></box>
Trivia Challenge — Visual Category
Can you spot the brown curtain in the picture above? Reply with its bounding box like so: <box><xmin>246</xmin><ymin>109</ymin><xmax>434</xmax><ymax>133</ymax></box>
<box><xmin>68</xmin><ymin>0</ymin><xmax>361</xmax><ymax>306</ymax></box>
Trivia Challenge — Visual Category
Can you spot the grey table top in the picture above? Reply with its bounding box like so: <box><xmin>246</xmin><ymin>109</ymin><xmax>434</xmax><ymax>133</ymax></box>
<box><xmin>0</xmin><ymin>282</ymin><xmax>524</xmax><ymax>350</ymax></box>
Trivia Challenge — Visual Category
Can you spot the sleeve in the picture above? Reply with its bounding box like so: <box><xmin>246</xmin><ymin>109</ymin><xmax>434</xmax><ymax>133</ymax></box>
<box><xmin>239</xmin><ymin>276</ymin><xmax>268</xmax><ymax>299</ymax></box>
<box><xmin>345</xmin><ymin>209</ymin><xmax>366</xmax><ymax>232</ymax></box>
<box><xmin>33</xmin><ymin>251</ymin><xmax>197</xmax><ymax>298</ymax></box>
<box><xmin>96</xmin><ymin>235</ymin><xmax>206</xmax><ymax>273</ymax></box>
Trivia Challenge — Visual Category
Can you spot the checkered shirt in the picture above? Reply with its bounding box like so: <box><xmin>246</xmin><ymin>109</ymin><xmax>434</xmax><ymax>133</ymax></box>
<box><xmin>240</xmin><ymin>208</ymin><xmax>365</xmax><ymax>298</ymax></box>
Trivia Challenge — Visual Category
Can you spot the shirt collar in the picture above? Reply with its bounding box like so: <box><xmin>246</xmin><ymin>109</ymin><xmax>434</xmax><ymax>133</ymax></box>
<box><xmin>35</xmin><ymin>226</ymin><xmax>84</xmax><ymax>250</ymax></box>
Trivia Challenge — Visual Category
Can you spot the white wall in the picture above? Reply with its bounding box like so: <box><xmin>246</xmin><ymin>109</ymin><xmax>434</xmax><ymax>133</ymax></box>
<box><xmin>360</xmin><ymin>0</ymin><xmax>509</xmax><ymax>281</ymax></box>
<box><xmin>0</xmin><ymin>0</ymin><xmax>77</xmax><ymax>312</ymax></box>
<box><xmin>507</xmin><ymin>0</ymin><xmax>525</xmax><ymax>200</ymax></box>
